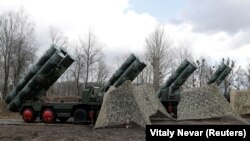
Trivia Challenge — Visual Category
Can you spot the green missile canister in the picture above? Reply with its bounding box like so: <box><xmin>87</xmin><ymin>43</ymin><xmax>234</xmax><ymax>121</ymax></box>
<box><xmin>101</xmin><ymin>54</ymin><xmax>137</xmax><ymax>93</ymax></box>
<box><xmin>5</xmin><ymin>45</ymin><xmax>59</xmax><ymax>104</ymax></box>
<box><xmin>8</xmin><ymin>51</ymin><xmax>65</xmax><ymax>111</ymax></box>
<box><xmin>113</xmin><ymin>59</ymin><xmax>146</xmax><ymax>88</ymax></box>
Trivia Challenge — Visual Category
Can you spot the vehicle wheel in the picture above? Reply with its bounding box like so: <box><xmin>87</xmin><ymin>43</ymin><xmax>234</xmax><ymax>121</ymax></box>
<box><xmin>73</xmin><ymin>109</ymin><xmax>87</xmax><ymax>122</ymax></box>
<box><xmin>22</xmin><ymin>108</ymin><xmax>36</xmax><ymax>123</ymax></box>
<box><xmin>58</xmin><ymin>117</ymin><xmax>69</xmax><ymax>123</ymax></box>
<box><xmin>42</xmin><ymin>108</ymin><xmax>56</xmax><ymax>123</ymax></box>
<box><xmin>167</xmin><ymin>104</ymin><xmax>174</xmax><ymax>114</ymax></box>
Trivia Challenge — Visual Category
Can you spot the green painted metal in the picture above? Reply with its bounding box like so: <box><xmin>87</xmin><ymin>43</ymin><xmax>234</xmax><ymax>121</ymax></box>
<box><xmin>207</xmin><ymin>63</ymin><xmax>232</xmax><ymax>86</ymax></box>
<box><xmin>169</xmin><ymin>63</ymin><xmax>197</xmax><ymax>93</ymax></box>
<box><xmin>156</xmin><ymin>59</ymin><xmax>197</xmax><ymax>101</ymax></box>
<box><xmin>113</xmin><ymin>59</ymin><xmax>146</xmax><ymax>88</ymax></box>
<box><xmin>34</xmin><ymin>54</ymin><xmax>75</xmax><ymax>99</ymax></box>
<box><xmin>7</xmin><ymin>47</ymin><xmax>75</xmax><ymax>112</ymax></box>
<box><xmin>81</xmin><ymin>54</ymin><xmax>146</xmax><ymax>104</ymax></box>
<box><xmin>101</xmin><ymin>54</ymin><xmax>137</xmax><ymax>93</ymax></box>
<box><xmin>162</xmin><ymin>60</ymin><xmax>190</xmax><ymax>89</ymax></box>
<box><xmin>100</xmin><ymin>54</ymin><xmax>146</xmax><ymax>93</ymax></box>
<box><xmin>5</xmin><ymin>45</ymin><xmax>59</xmax><ymax>104</ymax></box>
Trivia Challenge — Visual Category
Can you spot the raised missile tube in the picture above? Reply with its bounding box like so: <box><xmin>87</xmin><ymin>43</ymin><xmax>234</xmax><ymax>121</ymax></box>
<box><xmin>100</xmin><ymin>54</ymin><xmax>137</xmax><ymax>93</ymax></box>
<box><xmin>33</xmin><ymin>54</ymin><xmax>75</xmax><ymax>99</ymax></box>
<box><xmin>5</xmin><ymin>45</ymin><xmax>59</xmax><ymax>104</ymax></box>
<box><xmin>156</xmin><ymin>59</ymin><xmax>197</xmax><ymax>116</ymax></box>
<box><xmin>156</xmin><ymin>59</ymin><xmax>196</xmax><ymax>99</ymax></box>
<box><xmin>113</xmin><ymin>59</ymin><xmax>146</xmax><ymax>88</ymax></box>
<box><xmin>100</xmin><ymin>54</ymin><xmax>146</xmax><ymax>93</ymax></box>
<box><xmin>162</xmin><ymin>60</ymin><xmax>190</xmax><ymax>89</ymax></box>
<box><xmin>169</xmin><ymin>63</ymin><xmax>197</xmax><ymax>94</ymax></box>
<box><xmin>7</xmin><ymin>48</ymin><xmax>75</xmax><ymax>112</ymax></box>
<box><xmin>207</xmin><ymin>63</ymin><xmax>232</xmax><ymax>86</ymax></box>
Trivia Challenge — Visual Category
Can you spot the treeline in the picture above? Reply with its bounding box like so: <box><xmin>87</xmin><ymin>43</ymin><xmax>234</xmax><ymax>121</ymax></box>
<box><xmin>1</xmin><ymin>9</ymin><xmax>250</xmax><ymax>100</ymax></box>
<box><xmin>0</xmin><ymin>9</ymin><xmax>109</xmax><ymax>99</ymax></box>
<box><xmin>0</xmin><ymin>10</ymin><xmax>37</xmax><ymax>99</ymax></box>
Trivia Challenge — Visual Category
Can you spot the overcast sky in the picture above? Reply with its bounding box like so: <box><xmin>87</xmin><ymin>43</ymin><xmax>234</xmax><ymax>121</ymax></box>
<box><xmin>0</xmin><ymin>0</ymin><xmax>250</xmax><ymax>67</ymax></box>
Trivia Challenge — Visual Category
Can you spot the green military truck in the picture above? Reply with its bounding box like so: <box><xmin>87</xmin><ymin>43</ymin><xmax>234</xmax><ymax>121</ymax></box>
<box><xmin>157</xmin><ymin>60</ymin><xmax>232</xmax><ymax>117</ymax></box>
<box><xmin>156</xmin><ymin>59</ymin><xmax>197</xmax><ymax>117</ymax></box>
<box><xmin>5</xmin><ymin>45</ymin><xmax>146</xmax><ymax>124</ymax></box>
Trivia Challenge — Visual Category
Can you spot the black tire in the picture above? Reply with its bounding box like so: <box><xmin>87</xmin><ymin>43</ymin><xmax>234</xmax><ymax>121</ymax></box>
<box><xmin>73</xmin><ymin>109</ymin><xmax>87</xmax><ymax>122</ymax></box>
<box><xmin>58</xmin><ymin>117</ymin><xmax>69</xmax><ymax>123</ymax></box>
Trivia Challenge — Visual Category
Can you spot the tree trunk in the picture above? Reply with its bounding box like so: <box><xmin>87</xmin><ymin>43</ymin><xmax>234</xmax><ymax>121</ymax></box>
<box><xmin>152</xmin><ymin>56</ymin><xmax>160</xmax><ymax>91</ymax></box>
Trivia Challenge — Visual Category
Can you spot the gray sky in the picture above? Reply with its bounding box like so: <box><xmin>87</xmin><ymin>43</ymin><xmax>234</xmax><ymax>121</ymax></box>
<box><xmin>0</xmin><ymin>0</ymin><xmax>250</xmax><ymax>67</ymax></box>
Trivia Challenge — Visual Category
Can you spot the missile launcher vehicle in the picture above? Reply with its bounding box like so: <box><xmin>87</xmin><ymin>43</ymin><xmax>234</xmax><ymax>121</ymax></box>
<box><xmin>207</xmin><ymin>63</ymin><xmax>232</xmax><ymax>101</ymax></box>
<box><xmin>5</xmin><ymin>45</ymin><xmax>146</xmax><ymax>123</ymax></box>
<box><xmin>156</xmin><ymin>59</ymin><xmax>197</xmax><ymax>116</ymax></box>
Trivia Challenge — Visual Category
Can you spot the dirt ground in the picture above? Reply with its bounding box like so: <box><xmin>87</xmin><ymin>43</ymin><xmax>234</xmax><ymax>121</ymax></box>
<box><xmin>0</xmin><ymin>101</ymin><xmax>145</xmax><ymax>141</ymax></box>
<box><xmin>0</xmin><ymin>124</ymin><xmax>145</xmax><ymax>141</ymax></box>
<box><xmin>1</xmin><ymin>101</ymin><xmax>250</xmax><ymax>141</ymax></box>
<box><xmin>0</xmin><ymin>118</ymin><xmax>249</xmax><ymax>141</ymax></box>
<box><xmin>0</xmin><ymin>101</ymin><xmax>20</xmax><ymax>119</ymax></box>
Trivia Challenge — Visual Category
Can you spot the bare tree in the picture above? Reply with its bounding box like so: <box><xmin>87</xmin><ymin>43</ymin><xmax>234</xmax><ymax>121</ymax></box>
<box><xmin>61</xmin><ymin>70</ymin><xmax>74</xmax><ymax>96</ymax></box>
<box><xmin>134</xmin><ymin>54</ymin><xmax>153</xmax><ymax>85</ymax></box>
<box><xmin>195</xmin><ymin>58</ymin><xmax>214</xmax><ymax>87</ymax></box>
<box><xmin>173</xmin><ymin>41</ymin><xmax>195</xmax><ymax>88</ymax></box>
<box><xmin>220</xmin><ymin>58</ymin><xmax>236</xmax><ymax>95</ymax></box>
<box><xmin>95</xmin><ymin>54</ymin><xmax>110</xmax><ymax>85</ymax></box>
<box><xmin>247</xmin><ymin>64</ymin><xmax>250</xmax><ymax>89</ymax></box>
<box><xmin>113</xmin><ymin>53</ymin><xmax>130</xmax><ymax>70</ymax></box>
<box><xmin>145</xmin><ymin>25</ymin><xmax>173</xmax><ymax>91</ymax></box>
<box><xmin>47</xmin><ymin>26</ymin><xmax>69</xmax><ymax>96</ymax></box>
<box><xmin>49</xmin><ymin>26</ymin><xmax>68</xmax><ymax>48</ymax></box>
<box><xmin>0</xmin><ymin>10</ymin><xmax>37</xmax><ymax>98</ymax></box>
<box><xmin>70</xmin><ymin>47</ymin><xmax>85</xmax><ymax>95</ymax></box>
<box><xmin>48</xmin><ymin>30</ymin><xmax>104</xmax><ymax>96</ymax></box>
<box><xmin>233</xmin><ymin>66</ymin><xmax>248</xmax><ymax>90</ymax></box>
<box><xmin>0</xmin><ymin>92</ymin><xmax>2</xmax><ymax>101</ymax></box>
<box><xmin>10</xmin><ymin>11</ymin><xmax>37</xmax><ymax>85</ymax></box>
<box><xmin>79</xmin><ymin>30</ymin><xmax>102</xmax><ymax>88</ymax></box>
<box><xmin>174</xmin><ymin>41</ymin><xmax>194</xmax><ymax>65</ymax></box>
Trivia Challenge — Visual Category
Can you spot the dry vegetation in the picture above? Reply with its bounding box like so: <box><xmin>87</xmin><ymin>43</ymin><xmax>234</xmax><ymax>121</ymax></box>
<box><xmin>0</xmin><ymin>101</ymin><xmax>20</xmax><ymax>119</ymax></box>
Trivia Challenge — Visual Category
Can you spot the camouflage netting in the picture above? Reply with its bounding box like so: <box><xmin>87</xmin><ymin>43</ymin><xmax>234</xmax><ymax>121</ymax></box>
<box><xmin>94</xmin><ymin>81</ymin><xmax>172</xmax><ymax>129</ymax></box>
<box><xmin>230</xmin><ymin>89</ymin><xmax>250</xmax><ymax>115</ymax></box>
<box><xmin>177</xmin><ymin>84</ymin><xmax>240</xmax><ymax>120</ymax></box>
